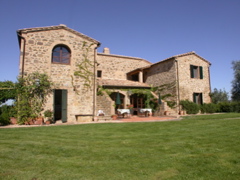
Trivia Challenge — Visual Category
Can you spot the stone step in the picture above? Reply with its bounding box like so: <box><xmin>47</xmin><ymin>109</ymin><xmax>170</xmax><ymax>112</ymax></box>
<box><xmin>97</xmin><ymin>116</ymin><xmax>112</xmax><ymax>121</ymax></box>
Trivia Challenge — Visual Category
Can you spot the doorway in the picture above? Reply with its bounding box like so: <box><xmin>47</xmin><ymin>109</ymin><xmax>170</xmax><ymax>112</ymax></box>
<box><xmin>130</xmin><ymin>94</ymin><xmax>146</xmax><ymax>115</ymax></box>
<box><xmin>110</xmin><ymin>92</ymin><xmax>125</xmax><ymax>113</ymax></box>
<box><xmin>54</xmin><ymin>89</ymin><xmax>67</xmax><ymax>122</ymax></box>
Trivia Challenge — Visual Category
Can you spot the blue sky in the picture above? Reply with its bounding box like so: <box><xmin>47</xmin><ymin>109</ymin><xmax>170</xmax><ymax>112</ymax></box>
<box><xmin>0</xmin><ymin>0</ymin><xmax>239</xmax><ymax>94</ymax></box>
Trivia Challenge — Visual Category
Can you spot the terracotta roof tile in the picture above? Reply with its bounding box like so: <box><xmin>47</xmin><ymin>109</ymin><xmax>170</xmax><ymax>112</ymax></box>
<box><xmin>97</xmin><ymin>53</ymin><xmax>152</xmax><ymax>64</ymax></box>
<box><xmin>156</xmin><ymin>51</ymin><xmax>211</xmax><ymax>65</ymax></box>
<box><xmin>128</xmin><ymin>51</ymin><xmax>211</xmax><ymax>73</ymax></box>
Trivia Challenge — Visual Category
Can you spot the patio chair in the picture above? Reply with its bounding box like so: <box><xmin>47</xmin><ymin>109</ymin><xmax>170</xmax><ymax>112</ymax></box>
<box><xmin>97</xmin><ymin>110</ymin><xmax>105</xmax><ymax>116</ymax></box>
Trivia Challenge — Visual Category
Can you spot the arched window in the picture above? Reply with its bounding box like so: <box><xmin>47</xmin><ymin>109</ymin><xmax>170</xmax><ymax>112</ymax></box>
<box><xmin>52</xmin><ymin>45</ymin><xmax>71</xmax><ymax>64</ymax></box>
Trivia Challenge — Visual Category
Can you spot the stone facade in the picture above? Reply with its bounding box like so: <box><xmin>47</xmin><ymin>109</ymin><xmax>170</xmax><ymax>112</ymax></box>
<box><xmin>145</xmin><ymin>59</ymin><xmax>176</xmax><ymax>86</ymax></box>
<box><xmin>144</xmin><ymin>53</ymin><xmax>211</xmax><ymax>112</ymax></box>
<box><xmin>96</xmin><ymin>91</ymin><xmax>114</xmax><ymax>116</ymax></box>
<box><xmin>177</xmin><ymin>54</ymin><xmax>211</xmax><ymax>104</ymax></box>
<box><xmin>17</xmin><ymin>25</ymin><xmax>212</xmax><ymax>122</ymax></box>
<box><xmin>17</xmin><ymin>25</ymin><xmax>100</xmax><ymax>122</ymax></box>
<box><xmin>97</xmin><ymin>53</ymin><xmax>151</xmax><ymax>80</ymax></box>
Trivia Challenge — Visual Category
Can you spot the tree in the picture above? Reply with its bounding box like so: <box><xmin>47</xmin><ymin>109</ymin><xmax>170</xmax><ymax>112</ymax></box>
<box><xmin>0</xmin><ymin>81</ymin><xmax>16</xmax><ymax>104</ymax></box>
<box><xmin>16</xmin><ymin>72</ymin><xmax>54</xmax><ymax>124</ymax></box>
<box><xmin>231</xmin><ymin>61</ymin><xmax>240</xmax><ymax>101</ymax></box>
<box><xmin>210</xmin><ymin>88</ymin><xmax>229</xmax><ymax>104</ymax></box>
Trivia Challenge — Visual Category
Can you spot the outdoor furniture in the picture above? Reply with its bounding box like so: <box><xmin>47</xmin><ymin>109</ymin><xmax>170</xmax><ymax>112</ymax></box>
<box><xmin>97</xmin><ymin>110</ymin><xmax>105</xmax><ymax>116</ymax></box>
<box><xmin>139</xmin><ymin>108</ymin><xmax>152</xmax><ymax>117</ymax></box>
<box><xmin>117</xmin><ymin>109</ymin><xmax>130</xmax><ymax>118</ymax></box>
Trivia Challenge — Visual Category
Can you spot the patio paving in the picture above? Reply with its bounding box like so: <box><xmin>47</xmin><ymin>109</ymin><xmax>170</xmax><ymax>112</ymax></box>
<box><xmin>115</xmin><ymin>115</ymin><xmax>181</xmax><ymax>122</ymax></box>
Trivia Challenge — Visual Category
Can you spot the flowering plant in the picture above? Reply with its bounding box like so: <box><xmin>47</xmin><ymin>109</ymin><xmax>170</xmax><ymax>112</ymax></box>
<box><xmin>127</xmin><ymin>104</ymin><xmax>133</xmax><ymax>109</ymax></box>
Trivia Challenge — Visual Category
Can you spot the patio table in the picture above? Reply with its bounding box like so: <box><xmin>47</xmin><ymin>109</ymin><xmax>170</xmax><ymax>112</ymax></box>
<box><xmin>139</xmin><ymin>108</ymin><xmax>152</xmax><ymax>116</ymax></box>
<box><xmin>117</xmin><ymin>109</ymin><xmax>130</xmax><ymax>117</ymax></box>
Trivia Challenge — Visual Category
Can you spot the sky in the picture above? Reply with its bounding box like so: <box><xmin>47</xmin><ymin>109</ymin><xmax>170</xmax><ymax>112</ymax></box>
<box><xmin>0</xmin><ymin>0</ymin><xmax>239</xmax><ymax>95</ymax></box>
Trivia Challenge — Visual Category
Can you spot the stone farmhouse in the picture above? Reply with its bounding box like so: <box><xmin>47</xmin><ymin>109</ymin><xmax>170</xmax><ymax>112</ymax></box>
<box><xmin>17</xmin><ymin>24</ymin><xmax>211</xmax><ymax>122</ymax></box>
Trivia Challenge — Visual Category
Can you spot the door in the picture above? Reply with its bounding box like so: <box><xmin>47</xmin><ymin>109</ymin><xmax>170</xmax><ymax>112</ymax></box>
<box><xmin>130</xmin><ymin>94</ymin><xmax>146</xmax><ymax>115</ymax></box>
<box><xmin>61</xmin><ymin>90</ymin><xmax>67</xmax><ymax>122</ymax></box>
<box><xmin>54</xmin><ymin>89</ymin><xmax>67</xmax><ymax>122</ymax></box>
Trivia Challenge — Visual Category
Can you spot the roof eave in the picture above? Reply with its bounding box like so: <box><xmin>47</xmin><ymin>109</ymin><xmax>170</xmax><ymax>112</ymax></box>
<box><xmin>102</xmin><ymin>85</ymin><xmax>151</xmax><ymax>89</ymax></box>
<box><xmin>17</xmin><ymin>25</ymin><xmax>101</xmax><ymax>45</ymax></box>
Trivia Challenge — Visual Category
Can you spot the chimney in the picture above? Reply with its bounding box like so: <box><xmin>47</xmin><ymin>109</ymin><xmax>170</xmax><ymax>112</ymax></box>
<box><xmin>103</xmin><ymin>47</ymin><xmax>110</xmax><ymax>54</ymax></box>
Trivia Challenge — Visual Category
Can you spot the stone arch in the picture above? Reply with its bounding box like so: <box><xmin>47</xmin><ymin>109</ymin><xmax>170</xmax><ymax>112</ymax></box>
<box><xmin>110</xmin><ymin>92</ymin><xmax>125</xmax><ymax>109</ymax></box>
<box><xmin>51</xmin><ymin>44</ymin><xmax>71</xmax><ymax>64</ymax></box>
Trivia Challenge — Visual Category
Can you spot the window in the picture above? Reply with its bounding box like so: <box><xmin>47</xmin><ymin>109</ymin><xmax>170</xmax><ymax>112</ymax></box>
<box><xmin>193</xmin><ymin>93</ymin><xmax>203</xmax><ymax>104</ymax></box>
<box><xmin>52</xmin><ymin>45</ymin><xmax>71</xmax><ymax>64</ymax></box>
<box><xmin>97</xmin><ymin>70</ymin><xmax>102</xmax><ymax>78</ymax></box>
<box><xmin>131</xmin><ymin>74</ymin><xmax>139</xmax><ymax>81</ymax></box>
<box><xmin>190</xmin><ymin>65</ymin><xmax>203</xmax><ymax>79</ymax></box>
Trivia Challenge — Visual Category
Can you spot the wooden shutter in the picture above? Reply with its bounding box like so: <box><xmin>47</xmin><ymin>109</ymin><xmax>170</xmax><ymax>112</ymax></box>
<box><xmin>193</xmin><ymin>93</ymin><xmax>196</xmax><ymax>103</ymax></box>
<box><xmin>199</xmin><ymin>66</ymin><xmax>203</xmax><ymax>79</ymax></box>
<box><xmin>190</xmin><ymin>65</ymin><xmax>194</xmax><ymax>78</ymax></box>
<box><xmin>199</xmin><ymin>93</ymin><xmax>203</xmax><ymax>104</ymax></box>
<box><xmin>62</xmin><ymin>90</ymin><xmax>68</xmax><ymax>123</ymax></box>
<box><xmin>53</xmin><ymin>89</ymin><xmax>56</xmax><ymax>121</ymax></box>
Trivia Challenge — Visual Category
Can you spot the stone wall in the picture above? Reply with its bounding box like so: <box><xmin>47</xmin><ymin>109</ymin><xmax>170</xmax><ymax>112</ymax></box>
<box><xmin>97</xmin><ymin>53</ymin><xmax>151</xmax><ymax>80</ymax></box>
<box><xmin>96</xmin><ymin>91</ymin><xmax>114</xmax><ymax>116</ymax></box>
<box><xmin>177</xmin><ymin>54</ymin><xmax>211</xmax><ymax>103</ymax></box>
<box><xmin>19</xmin><ymin>27</ymin><xmax>98</xmax><ymax>122</ymax></box>
<box><xmin>145</xmin><ymin>59</ymin><xmax>177</xmax><ymax>87</ymax></box>
<box><xmin>145</xmin><ymin>59</ymin><xmax>178</xmax><ymax>111</ymax></box>
<box><xmin>144</xmin><ymin>54</ymin><xmax>211</xmax><ymax>113</ymax></box>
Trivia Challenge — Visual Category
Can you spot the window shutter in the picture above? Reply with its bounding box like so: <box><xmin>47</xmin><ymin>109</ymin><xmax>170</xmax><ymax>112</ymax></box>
<box><xmin>190</xmin><ymin>65</ymin><xmax>194</xmax><ymax>78</ymax></box>
<box><xmin>193</xmin><ymin>93</ymin><xmax>196</xmax><ymax>103</ymax></box>
<box><xmin>62</xmin><ymin>90</ymin><xmax>68</xmax><ymax>123</ymax></box>
<box><xmin>199</xmin><ymin>66</ymin><xmax>203</xmax><ymax>79</ymax></box>
<box><xmin>199</xmin><ymin>93</ymin><xmax>203</xmax><ymax>104</ymax></box>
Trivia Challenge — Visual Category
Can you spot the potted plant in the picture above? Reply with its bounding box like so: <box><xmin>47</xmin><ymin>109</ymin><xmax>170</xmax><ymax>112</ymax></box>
<box><xmin>127</xmin><ymin>104</ymin><xmax>133</xmax><ymax>115</ymax></box>
<box><xmin>44</xmin><ymin>110</ymin><xmax>54</xmax><ymax>124</ymax></box>
<box><xmin>111</xmin><ymin>114</ymin><xmax>118</xmax><ymax>120</ymax></box>
<box><xmin>9</xmin><ymin>106</ymin><xmax>18</xmax><ymax>125</ymax></box>
<box><xmin>34</xmin><ymin>116</ymin><xmax>44</xmax><ymax>125</ymax></box>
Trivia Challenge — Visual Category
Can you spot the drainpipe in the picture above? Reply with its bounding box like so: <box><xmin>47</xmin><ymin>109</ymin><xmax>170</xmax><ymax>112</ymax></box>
<box><xmin>17</xmin><ymin>32</ymin><xmax>26</xmax><ymax>78</ymax></box>
<box><xmin>92</xmin><ymin>43</ymin><xmax>101</xmax><ymax>121</ymax></box>
<box><xmin>175</xmin><ymin>59</ymin><xmax>180</xmax><ymax>113</ymax></box>
<box><xmin>208</xmin><ymin>64</ymin><xmax>212</xmax><ymax>102</ymax></box>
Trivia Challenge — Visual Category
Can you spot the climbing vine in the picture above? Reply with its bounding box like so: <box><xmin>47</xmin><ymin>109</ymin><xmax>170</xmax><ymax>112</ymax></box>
<box><xmin>97</xmin><ymin>81</ymin><xmax>177</xmax><ymax>109</ymax></box>
<box><xmin>97</xmin><ymin>86</ymin><xmax>112</xmax><ymax>96</ymax></box>
<box><xmin>73</xmin><ymin>41</ymin><xmax>94</xmax><ymax>91</ymax></box>
<box><xmin>154</xmin><ymin>81</ymin><xmax>177</xmax><ymax>108</ymax></box>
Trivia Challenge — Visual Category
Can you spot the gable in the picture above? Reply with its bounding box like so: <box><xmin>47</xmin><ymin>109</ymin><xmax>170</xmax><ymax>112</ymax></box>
<box><xmin>174</xmin><ymin>52</ymin><xmax>211</xmax><ymax>65</ymax></box>
<box><xmin>17</xmin><ymin>24</ymin><xmax>101</xmax><ymax>47</ymax></box>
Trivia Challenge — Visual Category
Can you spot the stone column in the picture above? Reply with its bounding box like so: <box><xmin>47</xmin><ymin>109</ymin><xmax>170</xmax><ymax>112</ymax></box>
<box><xmin>139</xmin><ymin>71</ymin><xmax>143</xmax><ymax>83</ymax></box>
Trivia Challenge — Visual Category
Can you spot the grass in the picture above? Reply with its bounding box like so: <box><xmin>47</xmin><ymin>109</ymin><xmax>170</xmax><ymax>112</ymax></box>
<box><xmin>0</xmin><ymin>113</ymin><xmax>240</xmax><ymax>179</ymax></box>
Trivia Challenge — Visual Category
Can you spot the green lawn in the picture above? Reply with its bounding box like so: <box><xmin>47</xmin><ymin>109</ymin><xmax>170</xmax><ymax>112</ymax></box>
<box><xmin>0</xmin><ymin>114</ymin><xmax>240</xmax><ymax>180</ymax></box>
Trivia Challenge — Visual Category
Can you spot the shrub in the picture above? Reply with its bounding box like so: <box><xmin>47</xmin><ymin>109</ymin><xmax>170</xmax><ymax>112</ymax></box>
<box><xmin>44</xmin><ymin>109</ymin><xmax>53</xmax><ymax>118</ymax></box>
<box><xmin>200</xmin><ymin>103</ymin><xmax>219</xmax><ymax>114</ymax></box>
<box><xmin>218</xmin><ymin>102</ymin><xmax>231</xmax><ymax>112</ymax></box>
<box><xmin>0</xmin><ymin>111</ymin><xmax>10</xmax><ymax>125</ymax></box>
<box><xmin>0</xmin><ymin>105</ymin><xmax>11</xmax><ymax>126</ymax></box>
<box><xmin>180</xmin><ymin>100</ymin><xmax>200</xmax><ymax>114</ymax></box>
<box><xmin>230</xmin><ymin>102</ymin><xmax>240</xmax><ymax>113</ymax></box>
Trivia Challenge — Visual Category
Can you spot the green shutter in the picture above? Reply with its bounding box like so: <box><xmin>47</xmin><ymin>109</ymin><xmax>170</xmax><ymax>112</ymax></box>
<box><xmin>193</xmin><ymin>93</ymin><xmax>196</xmax><ymax>103</ymax></box>
<box><xmin>200</xmin><ymin>93</ymin><xmax>203</xmax><ymax>104</ymax></box>
<box><xmin>62</xmin><ymin>90</ymin><xmax>67</xmax><ymax>123</ymax></box>
<box><xmin>53</xmin><ymin>89</ymin><xmax>56</xmax><ymax>121</ymax></box>
<box><xmin>199</xmin><ymin>66</ymin><xmax>203</xmax><ymax>79</ymax></box>
<box><xmin>190</xmin><ymin>65</ymin><xmax>194</xmax><ymax>78</ymax></box>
